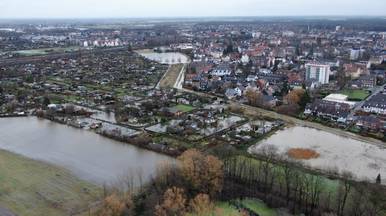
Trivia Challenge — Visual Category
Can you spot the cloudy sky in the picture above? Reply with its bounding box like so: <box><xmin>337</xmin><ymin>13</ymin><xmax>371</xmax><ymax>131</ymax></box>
<box><xmin>0</xmin><ymin>0</ymin><xmax>385</xmax><ymax>18</ymax></box>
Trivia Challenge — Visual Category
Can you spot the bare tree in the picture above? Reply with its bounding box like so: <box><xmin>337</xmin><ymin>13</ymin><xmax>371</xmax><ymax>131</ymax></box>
<box><xmin>336</xmin><ymin>172</ymin><xmax>353</xmax><ymax>216</ymax></box>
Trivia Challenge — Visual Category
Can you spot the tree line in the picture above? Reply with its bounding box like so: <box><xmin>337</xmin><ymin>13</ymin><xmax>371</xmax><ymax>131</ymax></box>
<box><xmin>221</xmin><ymin>146</ymin><xmax>386</xmax><ymax>216</ymax></box>
<box><xmin>94</xmin><ymin>147</ymin><xmax>386</xmax><ymax>216</ymax></box>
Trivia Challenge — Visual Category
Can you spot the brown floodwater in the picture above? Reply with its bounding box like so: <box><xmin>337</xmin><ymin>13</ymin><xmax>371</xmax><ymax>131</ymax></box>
<box><xmin>0</xmin><ymin>117</ymin><xmax>174</xmax><ymax>186</ymax></box>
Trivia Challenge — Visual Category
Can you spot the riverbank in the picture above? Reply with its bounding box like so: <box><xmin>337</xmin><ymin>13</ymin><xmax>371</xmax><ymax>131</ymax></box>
<box><xmin>0</xmin><ymin>149</ymin><xmax>101</xmax><ymax>216</ymax></box>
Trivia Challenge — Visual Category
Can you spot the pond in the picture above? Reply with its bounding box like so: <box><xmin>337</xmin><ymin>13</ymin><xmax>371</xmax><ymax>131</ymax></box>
<box><xmin>249</xmin><ymin>126</ymin><xmax>386</xmax><ymax>184</ymax></box>
<box><xmin>0</xmin><ymin>117</ymin><xmax>174</xmax><ymax>186</ymax></box>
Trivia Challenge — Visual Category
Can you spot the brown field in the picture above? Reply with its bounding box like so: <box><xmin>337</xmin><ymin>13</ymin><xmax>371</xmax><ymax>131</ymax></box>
<box><xmin>158</xmin><ymin>64</ymin><xmax>184</xmax><ymax>88</ymax></box>
<box><xmin>287</xmin><ymin>148</ymin><xmax>320</xmax><ymax>160</ymax></box>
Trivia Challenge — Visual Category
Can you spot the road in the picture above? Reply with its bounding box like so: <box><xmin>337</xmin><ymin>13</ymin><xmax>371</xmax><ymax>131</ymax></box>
<box><xmin>350</xmin><ymin>84</ymin><xmax>386</xmax><ymax>117</ymax></box>
<box><xmin>173</xmin><ymin>66</ymin><xmax>385</xmax><ymax>147</ymax></box>
<box><xmin>174</xmin><ymin>64</ymin><xmax>187</xmax><ymax>89</ymax></box>
<box><xmin>156</xmin><ymin>64</ymin><xmax>186</xmax><ymax>89</ymax></box>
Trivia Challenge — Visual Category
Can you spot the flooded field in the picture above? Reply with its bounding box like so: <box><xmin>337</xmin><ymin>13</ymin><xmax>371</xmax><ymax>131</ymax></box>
<box><xmin>137</xmin><ymin>50</ymin><xmax>189</xmax><ymax>64</ymax></box>
<box><xmin>0</xmin><ymin>117</ymin><xmax>174</xmax><ymax>186</ymax></box>
<box><xmin>249</xmin><ymin>126</ymin><xmax>386</xmax><ymax>183</ymax></box>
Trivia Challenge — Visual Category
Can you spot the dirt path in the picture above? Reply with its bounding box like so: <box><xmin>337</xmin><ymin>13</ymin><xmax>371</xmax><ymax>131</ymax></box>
<box><xmin>157</xmin><ymin>64</ymin><xmax>185</xmax><ymax>89</ymax></box>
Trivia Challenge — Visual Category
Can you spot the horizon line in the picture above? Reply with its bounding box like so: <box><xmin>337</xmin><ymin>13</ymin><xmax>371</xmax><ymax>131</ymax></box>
<box><xmin>0</xmin><ymin>15</ymin><xmax>385</xmax><ymax>20</ymax></box>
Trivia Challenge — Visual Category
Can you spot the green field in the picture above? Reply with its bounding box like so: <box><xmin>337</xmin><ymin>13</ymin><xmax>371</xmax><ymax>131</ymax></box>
<box><xmin>340</xmin><ymin>89</ymin><xmax>370</xmax><ymax>101</ymax></box>
<box><xmin>228</xmin><ymin>156</ymin><xmax>339</xmax><ymax>195</ymax></box>
<box><xmin>187</xmin><ymin>202</ymin><xmax>242</xmax><ymax>216</ymax></box>
<box><xmin>189</xmin><ymin>200</ymin><xmax>276</xmax><ymax>216</ymax></box>
<box><xmin>238</xmin><ymin>199</ymin><xmax>277</xmax><ymax>216</ymax></box>
<box><xmin>174</xmin><ymin>104</ymin><xmax>195</xmax><ymax>113</ymax></box>
<box><xmin>0</xmin><ymin>150</ymin><xmax>101</xmax><ymax>216</ymax></box>
<box><xmin>214</xmin><ymin>202</ymin><xmax>243</xmax><ymax>216</ymax></box>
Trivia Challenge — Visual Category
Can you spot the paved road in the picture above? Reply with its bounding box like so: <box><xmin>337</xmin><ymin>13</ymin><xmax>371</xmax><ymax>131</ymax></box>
<box><xmin>350</xmin><ymin>84</ymin><xmax>386</xmax><ymax>118</ymax></box>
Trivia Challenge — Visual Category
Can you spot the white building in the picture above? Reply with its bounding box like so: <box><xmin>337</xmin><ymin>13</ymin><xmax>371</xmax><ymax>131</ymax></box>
<box><xmin>211</xmin><ymin>65</ymin><xmax>232</xmax><ymax>76</ymax></box>
<box><xmin>305</xmin><ymin>63</ymin><xmax>331</xmax><ymax>84</ymax></box>
<box><xmin>252</xmin><ymin>32</ymin><xmax>261</xmax><ymax>38</ymax></box>
<box><xmin>323</xmin><ymin>94</ymin><xmax>356</xmax><ymax>108</ymax></box>
<box><xmin>350</xmin><ymin>49</ymin><xmax>361</xmax><ymax>60</ymax></box>
<box><xmin>241</xmin><ymin>54</ymin><xmax>250</xmax><ymax>64</ymax></box>
<box><xmin>362</xmin><ymin>92</ymin><xmax>386</xmax><ymax>115</ymax></box>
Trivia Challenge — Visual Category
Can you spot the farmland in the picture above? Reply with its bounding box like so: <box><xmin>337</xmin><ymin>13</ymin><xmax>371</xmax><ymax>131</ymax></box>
<box><xmin>158</xmin><ymin>64</ymin><xmax>185</xmax><ymax>88</ymax></box>
<box><xmin>4</xmin><ymin>47</ymin><xmax>81</xmax><ymax>57</ymax></box>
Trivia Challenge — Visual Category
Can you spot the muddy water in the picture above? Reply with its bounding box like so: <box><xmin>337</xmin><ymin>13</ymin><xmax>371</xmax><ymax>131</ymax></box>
<box><xmin>0</xmin><ymin>117</ymin><xmax>174</xmax><ymax>186</ymax></box>
<box><xmin>249</xmin><ymin>126</ymin><xmax>386</xmax><ymax>183</ymax></box>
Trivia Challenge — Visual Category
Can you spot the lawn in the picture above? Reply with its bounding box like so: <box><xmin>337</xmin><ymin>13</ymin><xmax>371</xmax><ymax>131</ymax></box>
<box><xmin>214</xmin><ymin>202</ymin><xmax>243</xmax><ymax>216</ymax></box>
<box><xmin>340</xmin><ymin>89</ymin><xmax>370</xmax><ymax>101</ymax></box>
<box><xmin>188</xmin><ymin>201</ymin><xmax>277</xmax><ymax>216</ymax></box>
<box><xmin>228</xmin><ymin>156</ymin><xmax>339</xmax><ymax>194</ymax></box>
<box><xmin>174</xmin><ymin>104</ymin><xmax>195</xmax><ymax>113</ymax></box>
<box><xmin>238</xmin><ymin>199</ymin><xmax>277</xmax><ymax>216</ymax></box>
<box><xmin>0</xmin><ymin>150</ymin><xmax>101</xmax><ymax>216</ymax></box>
<box><xmin>187</xmin><ymin>202</ymin><xmax>242</xmax><ymax>216</ymax></box>
<box><xmin>10</xmin><ymin>47</ymin><xmax>81</xmax><ymax>57</ymax></box>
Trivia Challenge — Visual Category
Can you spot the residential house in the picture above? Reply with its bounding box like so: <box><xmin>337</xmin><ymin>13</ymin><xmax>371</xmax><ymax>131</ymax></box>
<box><xmin>211</xmin><ymin>64</ymin><xmax>232</xmax><ymax>76</ymax></box>
<box><xmin>356</xmin><ymin>115</ymin><xmax>383</xmax><ymax>131</ymax></box>
<box><xmin>362</xmin><ymin>92</ymin><xmax>386</xmax><ymax>115</ymax></box>
<box><xmin>350</xmin><ymin>75</ymin><xmax>377</xmax><ymax>89</ymax></box>
<box><xmin>304</xmin><ymin>99</ymin><xmax>351</xmax><ymax>123</ymax></box>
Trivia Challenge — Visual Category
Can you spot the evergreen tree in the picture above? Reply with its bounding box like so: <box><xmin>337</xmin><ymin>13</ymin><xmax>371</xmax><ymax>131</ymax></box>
<box><xmin>299</xmin><ymin>90</ymin><xmax>311</xmax><ymax>108</ymax></box>
<box><xmin>376</xmin><ymin>174</ymin><xmax>381</xmax><ymax>184</ymax></box>
<box><xmin>280</xmin><ymin>81</ymin><xmax>290</xmax><ymax>96</ymax></box>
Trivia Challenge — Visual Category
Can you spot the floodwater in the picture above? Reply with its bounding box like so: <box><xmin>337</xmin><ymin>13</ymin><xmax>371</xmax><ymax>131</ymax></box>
<box><xmin>0</xmin><ymin>117</ymin><xmax>174</xmax><ymax>186</ymax></box>
<box><xmin>137</xmin><ymin>51</ymin><xmax>189</xmax><ymax>64</ymax></box>
<box><xmin>249</xmin><ymin>126</ymin><xmax>386</xmax><ymax>184</ymax></box>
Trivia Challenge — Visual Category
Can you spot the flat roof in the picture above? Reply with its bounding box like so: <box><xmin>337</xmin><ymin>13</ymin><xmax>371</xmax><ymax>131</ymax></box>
<box><xmin>324</xmin><ymin>94</ymin><xmax>348</xmax><ymax>101</ymax></box>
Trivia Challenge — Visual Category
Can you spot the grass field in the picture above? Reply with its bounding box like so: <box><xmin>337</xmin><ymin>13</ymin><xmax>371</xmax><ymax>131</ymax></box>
<box><xmin>239</xmin><ymin>199</ymin><xmax>277</xmax><ymax>216</ymax></box>
<box><xmin>214</xmin><ymin>202</ymin><xmax>243</xmax><ymax>215</ymax></box>
<box><xmin>9</xmin><ymin>47</ymin><xmax>81</xmax><ymax>57</ymax></box>
<box><xmin>229</xmin><ymin>156</ymin><xmax>339</xmax><ymax>195</ymax></box>
<box><xmin>0</xmin><ymin>150</ymin><xmax>101</xmax><ymax>216</ymax></box>
<box><xmin>187</xmin><ymin>196</ymin><xmax>277</xmax><ymax>216</ymax></box>
<box><xmin>340</xmin><ymin>89</ymin><xmax>370</xmax><ymax>101</ymax></box>
<box><xmin>186</xmin><ymin>201</ymin><xmax>242</xmax><ymax>216</ymax></box>
<box><xmin>174</xmin><ymin>104</ymin><xmax>195</xmax><ymax>113</ymax></box>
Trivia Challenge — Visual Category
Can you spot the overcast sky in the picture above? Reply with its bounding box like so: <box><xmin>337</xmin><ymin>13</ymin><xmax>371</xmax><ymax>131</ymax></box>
<box><xmin>1</xmin><ymin>0</ymin><xmax>385</xmax><ymax>19</ymax></box>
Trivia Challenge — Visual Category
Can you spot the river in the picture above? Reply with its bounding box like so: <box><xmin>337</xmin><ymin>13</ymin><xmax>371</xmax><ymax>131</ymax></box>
<box><xmin>0</xmin><ymin>117</ymin><xmax>174</xmax><ymax>186</ymax></box>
